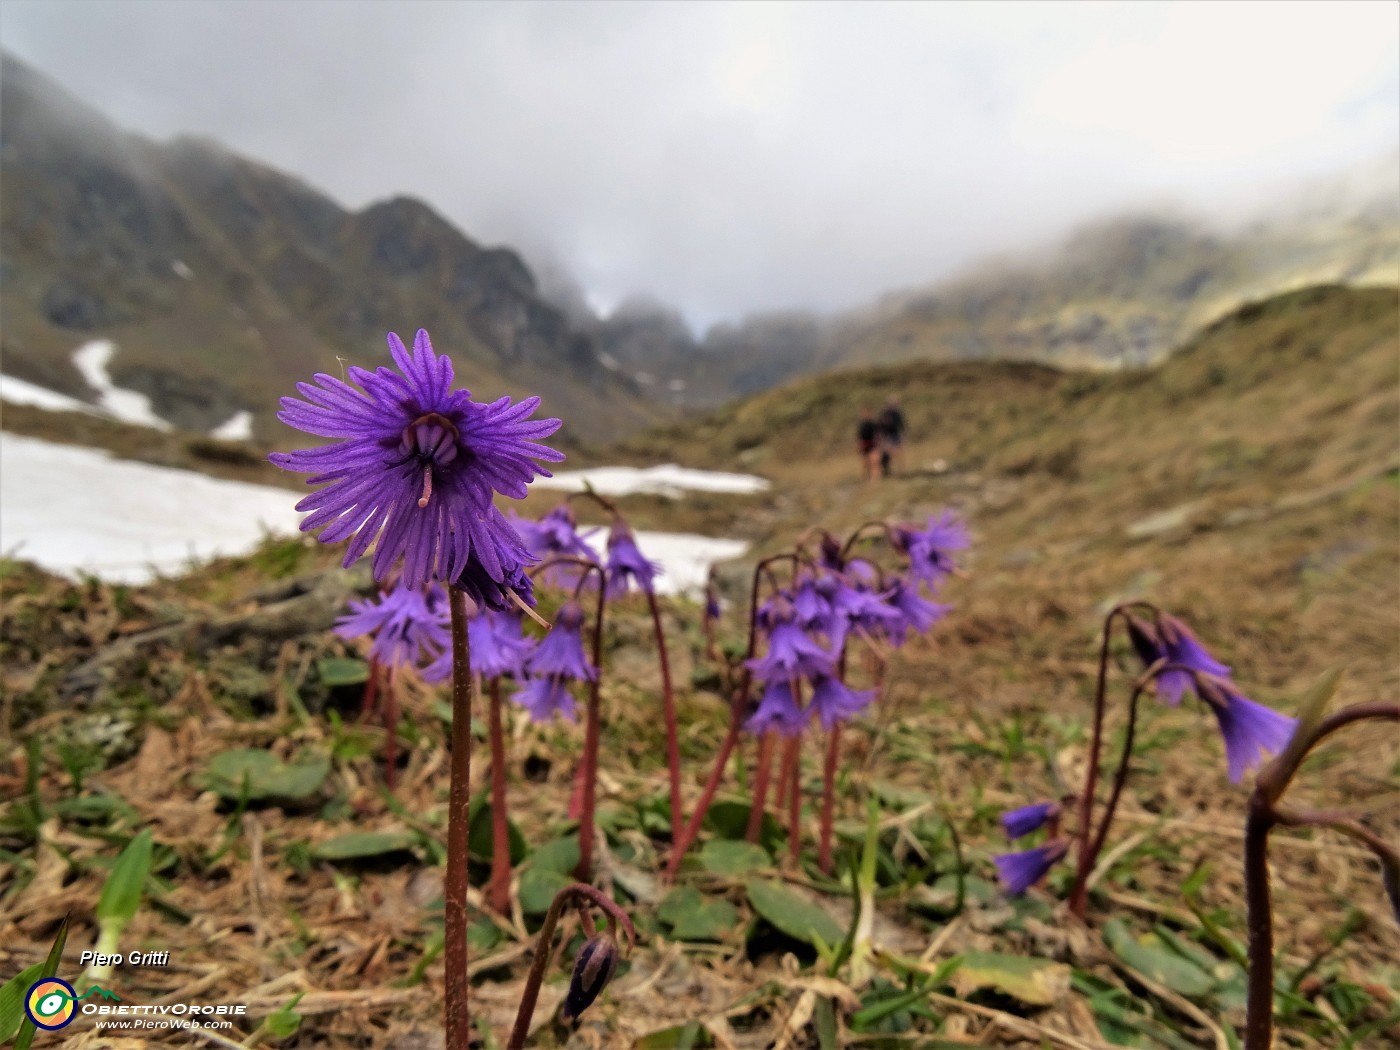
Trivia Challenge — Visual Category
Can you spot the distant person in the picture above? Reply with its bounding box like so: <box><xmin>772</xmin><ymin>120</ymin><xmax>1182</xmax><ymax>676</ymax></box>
<box><xmin>878</xmin><ymin>398</ymin><xmax>906</xmax><ymax>477</ymax></box>
<box><xmin>856</xmin><ymin>408</ymin><xmax>881</xmax><ymax>481</ymax></box>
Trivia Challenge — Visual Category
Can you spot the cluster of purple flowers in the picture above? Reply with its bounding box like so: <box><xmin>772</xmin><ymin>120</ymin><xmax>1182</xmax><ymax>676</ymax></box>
<box><xmin>1126</xmin><ymin>612</ymin><xmax>1297</xmax><ymax>784</ymax></box>
<box><xmin>337</xmin><ymin>581</ymin><xmax>599</xmax><ymax>724</ymax></box>
<box><xmin>744</xmin><ymin>515</ymin><xmax>966</xmax><ymax>737</ymax></box>
<box><xmin>995</xmin><ymin>611</ymin><xmax>1298</xmax><ymax>897</ymax></box>
<box><xmin>334</xmin><ymin>580</ymin><xmax>451</xmax><ymax>672</ymax></box>
<box><xmin>993</xmin><ymin>801</ymin><xmax>1067</xmax><ymax>895</ymax></box>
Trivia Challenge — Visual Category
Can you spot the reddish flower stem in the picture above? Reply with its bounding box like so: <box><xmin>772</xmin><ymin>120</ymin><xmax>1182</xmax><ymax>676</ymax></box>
<box><xmin>745</xmin><ymin>731</ymin><xmax>776</xmax><ymax>842</ymax></box>
<box><xmin>507</xmin><ymin>883</ymin><xmax>636</xmax><ymax>1050</ymax></box>
<box><xmin>665</xmin><ymin>698</ymin><xmax>744</xmax><ymax>881</ymax></box>
<box><xmin>784</xmin><ymin>734</ymin><xmax>802</xmax><ymax>867</ymax></box>
<box><xmin>567</xmin><ymin>758</ymin><xmax>585</xmax><ymax>820</ymax></box>
<box><xmin>1243</xmin><ymin>700</ymin><xmax>1400</xmax><ymax>1050</ymax></box>
<box><xmin>444</xmin><ymin>587</ymin><xmax>474</xmax><ymax>1050</ymax></box>
<box><xmin>646</xmin><ymin>591</ymin><xmax>684</xmax><ymax>845</ymax></box>
<box><xmin>360</xmin><ymin>656</ymin><xmax>380</xmax><ymax>721</ymax></box>
<box><xmin>817</xmin><ymin>725</ymin><xmax>841</xmax><ymax>874</ymax></box>
<box><xmin>1066</xmin><ymin>663</ymin><xmax>1161</xmax><ymax>909</ymax></box>
<box><xmin>574</xmin><ymin>577</ymin><xmax>609</xmax><ymax>883</ymax></box>
<box><xmin>838</xmin><ymin>520</ymin><xmax>896</xmax><ymax>560</ymax></box>
<box><xmin>1069</xmin><ymin>602</ymin><xmax>1139</xmax><ymax>918</ymax></box>
<box><xmin>487</xmin><ymin>676</ymin><xmax>511</xmax><ymax>915</ymax></box>
<box><xmin>383</xmin><ymin>666</ymin><xmax>400</xmax><ymax>791</ymax></box>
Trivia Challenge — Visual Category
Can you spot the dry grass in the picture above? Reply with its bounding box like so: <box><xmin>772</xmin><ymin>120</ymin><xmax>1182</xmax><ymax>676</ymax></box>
<box><xmin>2</xmin><ymin>286</ymin><xmax>1397</xmax><ymax>1048</ymax></box>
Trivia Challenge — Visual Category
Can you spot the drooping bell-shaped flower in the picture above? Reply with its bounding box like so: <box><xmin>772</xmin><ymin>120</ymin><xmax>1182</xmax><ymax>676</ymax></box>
<box><xmin>881</xmin><ymin>576</ymin><xmax>952</xmax><ymax>646</ymax></box>
<box><xmin>744</xmin><ymin>678</ymin><xmax>808</xmax><ymax>737</ymax></box>
<box><xmin>999</xmin><ymin>801</ymin><xmax>1060</xmax><ymax>841</ymax></box>
<box><xmin>892</xmin><ymin>510</ymin><xmax>969</xmax><ymax>589</ymax></box>
<box><xmin>994</xmin><ymin>839</ymin><xmax>1069</xmax><ymax>895</ymax></box>
<box><xmin>808</xmin><ymin>674</ymin><xmax>875</xmax><ymax>730</ymax></box>
<box><xmin>334</xmin><ymin>580</ymin><xmax>450</xmax><ymax>670</ymax></box>
<box><xmin>1155</xmin><ymin>614</ymin><xmax>1233</xmax><ymax>706</ymax></box>
<box><xmin>451</xmin><ymin>507</ymin><xmax>537</xmax><ymax>613</ymax></box>
<box><xmin>512</xmin><ymin>504</ymin><xmax>596</xmax><ymax>590</ymax></box>
<box><xmin>515</xmin><ymin>600</ymin><xmax>596</xmax><ymax>723</ymax></box>
<box><xmin>1197</xmin><ymin>674</ymin><xmax>1297</xmax><ymax>783</ymax></box>
<box><xmin>422</xmin><ymin>609</ymin><xmax>536</xmax><ymax>683</ymax></box>
<box><xmin>270</xmin><ymin>329</ymin><xmax>563</xmax><ymax>588</ymax></box>
<box><xmin>605</xmin><ymin>518</ymin><xmax>662</xmax><ymax>598</ymax></box>
<box><xmin>746</xmin><ymin>597</ymin><xmax>835</xmax><ymax>682</ymax></box>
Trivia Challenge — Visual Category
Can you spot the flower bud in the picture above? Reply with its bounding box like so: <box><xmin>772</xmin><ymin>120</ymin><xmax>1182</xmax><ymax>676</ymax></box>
<box><xmin>562</xmin><ymin>934</ymin><xmax>620</xmax><ymax>1021</ymax></box>
<box><xmin>1124</xmin><ymin>614</ymin><xmax>1163</xmax><ymax>670</ymax></box>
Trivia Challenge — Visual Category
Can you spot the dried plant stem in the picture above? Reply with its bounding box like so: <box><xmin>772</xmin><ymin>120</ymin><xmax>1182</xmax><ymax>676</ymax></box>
<box><xmin>574</xmin><ymin>580</ymin><xmax>609</xmax><ymax>882</ymax></box>
<box><xmin>746</xmin><ymin>730</ymin><xmax>777</xmax><ymax>842</ymax></box>
<box><xmin>487</xmin><ymin>676</ymin><xmax>511</xmax><ymax>915</ymax></box>
<box><xmin>665</xmin><ymin>699</ymin><xmax>744</xmax><ymax>880</ymax></box>
<box><xmin>646</xmin><ymin>591</ymin><xmax>683</xmax><ymax>845</ymax></box>
<box><xmin>817</xmin><ymin>725</ymin><xmax>841</xmax><ymax>874</ymax></box>
<box><xmin>445</xmin><ymin>587</ymin><xmax>474</xmax><ymax>1050</ymax></box>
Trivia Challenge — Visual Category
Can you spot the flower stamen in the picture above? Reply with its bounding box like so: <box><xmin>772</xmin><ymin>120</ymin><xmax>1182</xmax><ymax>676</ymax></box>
<box><xmin>418</xmin><ymin>464</ymin><xmax>434</xmax><ymax>508</ymax></box>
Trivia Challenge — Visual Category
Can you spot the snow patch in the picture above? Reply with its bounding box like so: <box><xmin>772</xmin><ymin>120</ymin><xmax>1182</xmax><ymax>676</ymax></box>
<box><xmin>0</xmin><ymin>435</ymin><xmax>749</xmax><ymax>592</ymax></box>
<box><xmin>210</xmin><ymin>410</ymin><xmax>254</xmax><ymax>441</ymax></box>
<box><xmin>172</xmin><ymin>259</ymin><xmax>194</xmax><ymax>280</ymax></box>
<box><xmin>0</xmin><ymin>374</ymin><xmax>95</xmax><ymax>414</ymax></box>
<box><xmin>0</xmin><ymin>433</ymin><xmax>302</xmax><ymax>583</ymax></box>
<box><xmin>580</xmin><ymin>529</ymin><xmax>747</xmax><ymax>597</ymax></box>
<box><xmin>533</xmin><ymin>464</ymin><xmax>770</xmax><ymax>498</ymax></box>
<box><xmin>71</xmin><ymin>340</ymin><xmax>172</xmax><ymax>431</ymax></box>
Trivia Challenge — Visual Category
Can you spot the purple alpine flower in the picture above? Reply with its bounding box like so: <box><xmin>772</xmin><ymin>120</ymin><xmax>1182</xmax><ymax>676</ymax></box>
<box><xmin>605</xmin><ymin>519</ymin><xmax>662</xmax><ymax>598</ymax></box>
<box><xmin>892</xmin><ymin>511</ymin><xmax>969</xmax><ymax>589</ymax></box>
<box><xmin>513</xmin><ymin>676</ymin><xmax>579</xmax><ymax>723</ymax></box>
<box><xmin>423</xmin><ymin>609</ymin><xmax>536</xmax><ymax>683</ymax></box>
<box><xmin>335</xmin><ymin>580</ymin><xmax>450</xmax><ymax>669</ymax></box>
<box><xmin>562</xmin><ymin>933</ymin><xmax>621</xmax><ymax>1022</ymax></box>
<box><xmin>452</xmin><ymin>508</ymin><xmax>537</xmax><ymax>613</ymax></box>
<box><xmin>511</xmin><ymin>504</ymin><xmax>596</xmax><ymax>589</ymax></box>
<box><xmin>747</xmin><ymin>598</ymin><xmax>835</xmax><ymax>682</ymax></box>
<box><xmin>882</xmin><ymin>576</ymin><xmax>951</xmax><ymax>646</ymax></box>
<box><xmin>744</xmin><ymin>678</ymin><xmax>807</xmax><ymax>737</ymax></box>
<box><xmin>808</xmin><ymin>674</ymin><xmax>875</xmax><ymax>730</ymax></box>
<box><xmin>1154</xmin><ymin>614</ymin><xmax>1232</xmax><ymax>706</ymax></box>
<box><xmin>1197</xmin><ymin>675</ymin><xmax>1298</xmax><ymax>783</ymax></box>
<box><xmin>994</xmin><ymin>839</ymin><xmax>1069</xmax><ymax>895</ymax></box>
<box><xmin>514</xmin><ymin>600</ymin><xmax>595</xmax><ymax>723</ymax></box>
<box><xmin>270</xmin><ymin>329</ymin><xmax>563</xmax><ymax>588</ymax></box>
<box><xmin>1000</xmin><ymin>801</ymin><xmax>1060</xmax><ymax>841</ymax></box>
<box><xmin>791</xmin><ymin>572</ymin><xmax>832</xmax><ymax>631</ymax></box>
<box><xmin>527</xmin><ymin>600</ymin><xmax>597</xmax><ymax>682</ymax></box>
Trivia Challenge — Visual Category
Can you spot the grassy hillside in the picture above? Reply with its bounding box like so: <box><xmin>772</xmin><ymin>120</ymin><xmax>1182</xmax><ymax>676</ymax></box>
<box><xmin>2</xmin><ymin>285</ymin><xmax>1396</xmax><ymax>1047</ymax></box>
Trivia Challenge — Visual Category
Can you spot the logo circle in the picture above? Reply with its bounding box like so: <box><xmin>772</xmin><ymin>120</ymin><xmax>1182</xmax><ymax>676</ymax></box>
<box><xmin>25</xmin><ymin>978</ymin><xmax>77</xmax><ymax>1030</ymax></box>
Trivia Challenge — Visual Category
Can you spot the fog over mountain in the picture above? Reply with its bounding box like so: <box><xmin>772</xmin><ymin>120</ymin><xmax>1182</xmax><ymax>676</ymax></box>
<box><xmin>3</xmin><ymin>1</ymin><xmax>1395</xmax><ymax>329</ymax></box>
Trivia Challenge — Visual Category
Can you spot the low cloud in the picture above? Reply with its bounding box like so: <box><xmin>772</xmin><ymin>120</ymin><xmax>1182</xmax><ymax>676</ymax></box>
<box><xmin>3</xmin><ymin>1</ymin><xmax>1396</xmax><ymax>327</ymax></box>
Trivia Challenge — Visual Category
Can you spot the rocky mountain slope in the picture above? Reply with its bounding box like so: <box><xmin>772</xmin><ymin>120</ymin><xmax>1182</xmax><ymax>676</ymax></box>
<box><xmin>578</xmin><ymin>163</ymin><xmax>1399</xmax><ymax>407</ymax></box>
<box><xmin>0</xmin><ymin>55</ymin><xmax>660</xmax><ymax>444</ymax></box>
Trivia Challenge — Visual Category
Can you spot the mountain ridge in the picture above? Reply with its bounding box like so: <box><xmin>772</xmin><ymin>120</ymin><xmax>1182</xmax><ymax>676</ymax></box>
<box><xmin>0</xmin><ymin>54</ymin><xmax>660</xmax><ymax>443</ymax></box>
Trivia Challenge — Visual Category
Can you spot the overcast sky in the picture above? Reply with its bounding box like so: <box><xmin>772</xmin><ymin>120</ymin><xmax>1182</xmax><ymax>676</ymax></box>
<box><xmin>2</xmin><ymin>1</ymin><xmax>1396</xmax><ymax>329</ymax></box>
